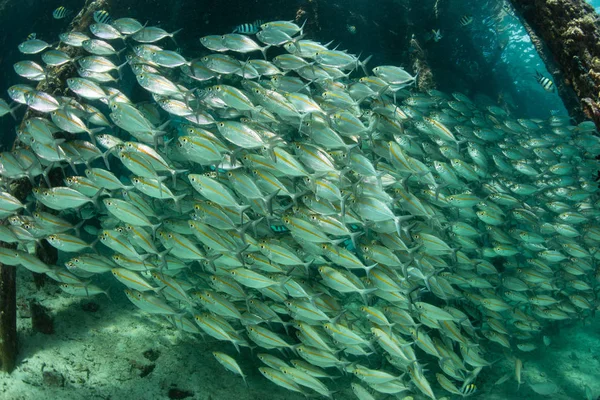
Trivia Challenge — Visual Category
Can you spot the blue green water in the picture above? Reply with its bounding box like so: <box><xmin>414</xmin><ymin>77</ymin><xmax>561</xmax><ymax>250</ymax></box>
<box><xmin>1</xmin><ymin>1</ymin><xmax>600</xmax><ymax>400</ymax></box>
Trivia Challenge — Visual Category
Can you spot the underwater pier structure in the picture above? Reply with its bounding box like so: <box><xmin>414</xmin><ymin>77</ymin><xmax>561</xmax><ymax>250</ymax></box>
<box><xmin>0</xmin><ymin>243</ymin><xmax>17</xmax><ymax>373</ymax></box>
<box><xmin>0</xmin><ymin>0</ymin><xmax>109</xmax><ymax>373</ymax></box>
<box><xmin>511</xmin><ymin>0</ymin><xmax>600</xmax><ymax>128</ymax></box>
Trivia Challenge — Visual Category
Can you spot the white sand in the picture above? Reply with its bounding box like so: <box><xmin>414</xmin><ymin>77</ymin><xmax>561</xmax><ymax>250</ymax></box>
<box><xmin>0</xmin><ymin>269</ymin><xmax>309</xmax><ymax>400</ymax></box>
<box><xmin>0</xmin><ymin>268</ymin><xmax>598</xmax><ymax>399</ymax></box>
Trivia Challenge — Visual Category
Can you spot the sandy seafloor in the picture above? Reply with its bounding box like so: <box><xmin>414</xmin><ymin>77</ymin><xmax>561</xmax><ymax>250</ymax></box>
<box><xmin>0</xmin><ymin>267</ymin><xmax>599</xmax><ymax>400</ymax></box>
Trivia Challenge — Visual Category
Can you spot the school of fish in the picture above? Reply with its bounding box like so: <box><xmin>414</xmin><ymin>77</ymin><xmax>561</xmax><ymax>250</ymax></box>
<box><xmin>1</xmin><ymin>11</ymin><xmax>600</xmax><ymax>400</ymax></box>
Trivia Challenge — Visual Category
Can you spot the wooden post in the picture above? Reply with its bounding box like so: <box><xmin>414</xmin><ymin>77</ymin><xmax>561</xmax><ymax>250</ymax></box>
<box><xmin>0</xmin><ymin>245</ymin><xmax>17</xmax><ymax>373</ymax></box>
<box><xmin>294</xmin><ymin>0</ymin><xmax>321</xmax><ymax>34</ymax></box>
<box><xmin>510</xmin><ymin>0</ymin><xmax>599</xmax><ymax>126</ymax></box>
<box><xmin>409</xmin><ymin>36</ymin><xmax>436</xmax><ymax>92</ymax></box>
<box><xmin>0</xmin><ymin>0</ymin><xmax>110</xmax><ymax>373</ymax></box>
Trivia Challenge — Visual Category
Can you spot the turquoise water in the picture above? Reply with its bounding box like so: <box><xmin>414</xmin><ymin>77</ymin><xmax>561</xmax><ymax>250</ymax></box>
<box><xmin>0</xmin><ymin>1</ymin><xmax>599</xmax><ymax>400</ymax></box>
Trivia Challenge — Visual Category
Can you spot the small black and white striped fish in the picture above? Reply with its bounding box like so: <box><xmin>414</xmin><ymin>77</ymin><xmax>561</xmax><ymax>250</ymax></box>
<box><xmin>93</xmin><ymin>10</ymin><xmax>112</xmax><ymax>25</ymax></box>
<box><xmin>52</xmin><ymin>6</ymin><xmax>71</xmax><ymax>19</ymax></box>
<box><xmin>459</xmin><ymin>15</ymin><xmax>473</xmax><ymax>27</ymax></box>
<box><xmin>26</xmin><ymin>33</ymin><xmax>36</xmax><ymax>41</ymax></box>
<box><xmin>233</xmin><ymin>20</ymin><xmax>265</xmax><ymax>35</ymax></box>
<box><xmin>536</xmin><ymin>71</ymin><xmax>555</xmax><ymax>92</ymax></box>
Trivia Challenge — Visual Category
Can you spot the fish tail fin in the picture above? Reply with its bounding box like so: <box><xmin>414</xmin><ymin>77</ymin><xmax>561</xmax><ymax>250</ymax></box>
<box><xmin>116</xmin><ymin>60</ymin><xmax>128</xmax><ymax>80</ymax></box>
<box><xmin>290</xmin><ymin>32</ymin><xmax>306</xmax><ymax>55</ymax></box>
<box><xmin>150</xmin><ymin>222</ymin><xmax>163</xmax><ymax>238</ymax></box>
<box><xmin>298</xmin><ymin>19</ymin><xmax>307</xmax><ymax>36</ymax></box>
<box><xmin>72</xmin><ymin>219</ymin><xmax>86</xmax><ymax>238</ymax></box>
<box><xmin>359</xmin><ymin>288</ymin><xmax>377</xmax><ymax>304</ymax></box>
<box><xmin>102</xmin><ymin>287</ymin><xmax>113</xmax><ymax>302</ymax></box>
<box><xmin>155</xmin><ymin>248</ymin><xmax>172</xmax><ymax>270</ymax></box>
<box><xmin>394</xmin><ymin>215</ymin><xmax>413</xmax><ymax>238</ymax></box>
<box><xmin>173</xmin><ymin>194</ymin><xmax>186</xmax><ymax>212</ymax></box>
<box><xmin>115</xmin><ymin>47</ymin><xmax>127</xmax><ymax>60</ymax></box>
<box><xmin>434</xmin><ymin>183</ymin><xmax>448</xmax><ymax>201</ymax></box>
<box><xmin>260</xmin><ymin>45</ymin><xmax>271</xmax><ymax>60</ymax></box>
<box><xmin>263</xmin><ymin>189</ymin><xmax>280</xmax><ymax>216</ymax></box>
<box><xmin>358</xmin><ymin>54</ymin><xmax>373</xmax><ymax>76</ymax></box>
<box><xmin>363</xmin><ymin>263</ymin><xmax>378</xmax><ymax>280</ymax></box>
<box><xmin>88</xmin><ymin>127</ymin><xmax>105</xmax><ymax>144</ymax></box>
<box><xmin>349</xmin><ymin>231</ymin><xmax>363</xmax><ymax>251</ymax></box>
<box><xmin>91</xmin><ymin>187</ymin><xmax>106</xmax><ymax>209</ymax></box>
<box><xmin>8</xmin><ymin>103</ymin><xmax>21</xmax><ymax>120</ymax></box>
<box><xmin>169</xmin><ymin>28</ymin><xmax>184</xmax><ymax>46</ymax></box>
<box><xmin>88</xmin><ymin>237</ymin><xmax>100</xmax><ymax>253</ymax></box>
<box><xmin>237</xmin><ymin>204</ymin><xmax>251</xmax><ymax>225</ymax></box>
<box><xmin>236</xmin><ymin>217</ymin><xmax>260</xmax><ymax>245</ymax></box>
<box><xmin>101</xmin><ymin>151</ymin><xmax>112</xmax><ymax>171</ymax></box>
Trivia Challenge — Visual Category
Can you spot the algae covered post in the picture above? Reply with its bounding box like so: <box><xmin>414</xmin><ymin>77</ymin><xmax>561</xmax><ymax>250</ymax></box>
<box><xmin>510</xmin><ymin>0</ymin><xmax>600</xmax><ymax>128</ymax></box>
<box><xmin>0</xmin><ymin>239</ymin><xmax>17</xmax><ymax>373</ymax></box>
<box><xmin>0</xmin><ymin>0</ymin><xmax>110</xmax><ymax>375</ymax></box>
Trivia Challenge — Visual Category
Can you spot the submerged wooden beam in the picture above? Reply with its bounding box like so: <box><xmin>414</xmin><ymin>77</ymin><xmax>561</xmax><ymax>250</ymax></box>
<box><xmin>510</xmin><ymin>0</ymin><xmax>600</xmax><ymax>127</ymax></box>
<box><xmin>0</xmin><ymin>244</ymin><xmax>17</xmax><ymax>373</ymax></box>
<box><xmin>410</xmin><ymin>36</ymin><xmax>436</xmax><ymax>92</ymax></box>
<box><xmin>28</xmin><ymin>0</ymin><xmax>109</xmax><ymax>102</ymax></box>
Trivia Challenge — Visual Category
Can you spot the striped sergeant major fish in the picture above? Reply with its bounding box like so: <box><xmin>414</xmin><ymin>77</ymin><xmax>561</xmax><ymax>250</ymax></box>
<box><xmin>233</xmin><ymin>20</ymin><xmax>265</xmax><ymax>35</ymax></box>
<box><xmin>26</xmin><ymin>33</ymin><xmax>36</xmax><ymax>41</ymax></box>
<box><xmin>94</xmin><ymin>10</ymin><xmax>112</xmax><ymax>25</ymax></box>
<box><xmin>52</xmin><ymin>6</ymin><xmax>71</xmax><ymax>19</ymax></box>
<box><xmin>536</xmin><ymin>71</ymin><xmax>555</xmax><ymax>92</ymax></box>
<box><xmin>459</xmin><ymin>15</ymin><xmax>473</xmax><ymax>27</ymax></box>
